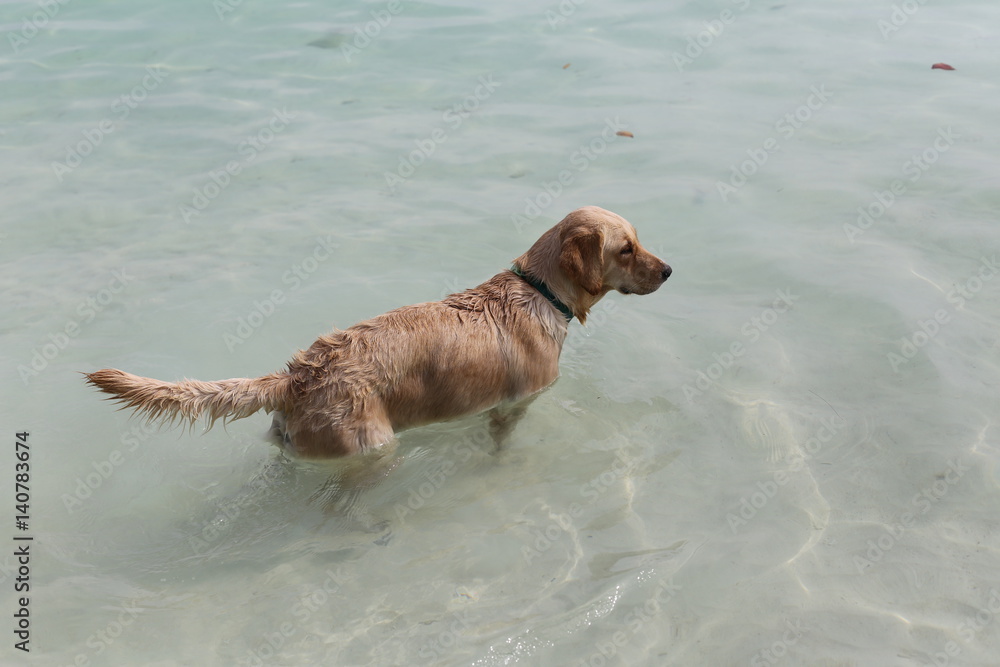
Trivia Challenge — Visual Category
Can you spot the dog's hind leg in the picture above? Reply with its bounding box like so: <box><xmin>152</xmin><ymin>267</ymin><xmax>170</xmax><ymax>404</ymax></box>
<box><xmin>280</xmin><ymin>399</ymin><xmax>397</xmax><ymax>459</ymax></box>
<box><xmin>267</xmin><ymin>411</ymin><xmax>290</xmax><ymax>448</ymax></box>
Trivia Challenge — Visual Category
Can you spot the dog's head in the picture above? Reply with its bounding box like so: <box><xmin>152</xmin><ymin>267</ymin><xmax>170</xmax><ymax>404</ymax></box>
<box><xmin>516</xmin><ymin>206</ymin><xmax>671</xmax><ymax>323</ymax></box>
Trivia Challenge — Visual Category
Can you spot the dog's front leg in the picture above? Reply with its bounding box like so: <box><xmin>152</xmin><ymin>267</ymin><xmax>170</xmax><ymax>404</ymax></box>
<box><xmin>488</xmin><ymin>394</ymin><xmax>540</xmax><ymax>450</ymax></box>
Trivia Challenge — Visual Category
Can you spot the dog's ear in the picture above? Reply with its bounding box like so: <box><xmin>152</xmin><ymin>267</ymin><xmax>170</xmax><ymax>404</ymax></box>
<box><xmin>559</xmin><ymin>227</ymin><xmax>604</xmax><ymax>296</ymax></box>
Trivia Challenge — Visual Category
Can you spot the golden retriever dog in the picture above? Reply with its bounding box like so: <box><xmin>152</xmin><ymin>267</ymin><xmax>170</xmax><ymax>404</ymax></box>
<box><xmin>85</xmin><ymin>206</ymin><xmax>671</xmax><ymax>459</ymax></box>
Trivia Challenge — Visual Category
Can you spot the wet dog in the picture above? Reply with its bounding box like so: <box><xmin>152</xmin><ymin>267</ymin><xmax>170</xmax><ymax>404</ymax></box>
<box><xmin>85</xmin><ymin>206</ymin><xmax>671</xmax><ymax>458</ymax></box>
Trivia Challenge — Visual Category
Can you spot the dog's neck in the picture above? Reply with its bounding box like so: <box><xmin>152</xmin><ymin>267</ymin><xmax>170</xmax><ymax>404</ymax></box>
<box><xmin>510</xmin><ymin>264</ymin><xmax>574</xmax><ymax>322</ymax></box>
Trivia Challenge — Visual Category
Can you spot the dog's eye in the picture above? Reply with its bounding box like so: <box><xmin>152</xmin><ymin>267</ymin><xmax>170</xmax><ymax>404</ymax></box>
<box><xmin>620</xmin><ymin>243</ymin><xmax>633</xmax><ymax>256</ymax></box>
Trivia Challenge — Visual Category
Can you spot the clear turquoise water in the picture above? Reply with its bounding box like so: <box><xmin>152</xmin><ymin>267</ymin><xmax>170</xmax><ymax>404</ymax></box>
<box><xmin>4</xmin><ymin>0</ymin><xmax>1000</xmax><ymax>665</ymax></box>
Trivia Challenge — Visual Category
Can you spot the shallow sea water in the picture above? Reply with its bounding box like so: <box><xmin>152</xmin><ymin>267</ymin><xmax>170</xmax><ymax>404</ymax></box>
<box><xmin>3</xmin><ymin>0</ymin><xmax>1000</xmax><ymax>665</ymax></box>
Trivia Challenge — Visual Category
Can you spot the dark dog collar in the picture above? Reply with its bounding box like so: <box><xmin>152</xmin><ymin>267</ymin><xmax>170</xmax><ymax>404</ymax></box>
<box><xmin>510</xmin><ymin>265</ymin><xmax>573</xmax><ymax>322</ymax></box>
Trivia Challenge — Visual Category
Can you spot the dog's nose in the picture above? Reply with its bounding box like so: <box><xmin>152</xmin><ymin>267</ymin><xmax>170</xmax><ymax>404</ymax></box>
<box><xmin>662</xmin><ymin>264</ymin><xmax>672</xmax><ymax>280</ymax></box>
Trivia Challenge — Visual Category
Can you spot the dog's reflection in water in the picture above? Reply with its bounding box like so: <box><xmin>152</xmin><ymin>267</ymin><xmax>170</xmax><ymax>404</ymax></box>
<box><xmin>293</xmin><ymin>421</ymin><xmax>501</xmax><ymax>544</ymax></box>
<box><xmin>305</xmin><ymin>448</ymin><xmax>402</xmax><ymax>521</ymax></box>
<box><xmin>262</xmin><ymin>407</ymin><xmax>403</xmax><ymax>525</ymax></box>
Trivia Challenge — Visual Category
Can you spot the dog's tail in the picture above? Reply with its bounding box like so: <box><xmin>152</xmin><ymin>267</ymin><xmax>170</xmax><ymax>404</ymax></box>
<box><xmin>83</xmin><ymin>368</ymin><xmax>293</xmax><ymax>429</ymax></box>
